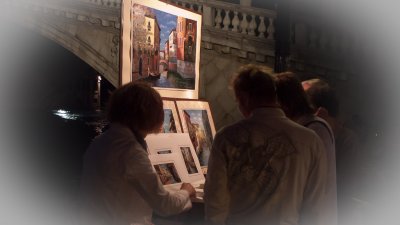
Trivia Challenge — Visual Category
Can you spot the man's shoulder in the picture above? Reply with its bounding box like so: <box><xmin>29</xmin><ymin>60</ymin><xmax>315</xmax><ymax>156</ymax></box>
<box><xmin>216</xmin><ymin>118</ymin><xmax>318</xmax><ymax>143</ymax></box>
<box><xmin>274</xmin><ymin>117</ymin><xmax>318</xmax><ymax>137</ymax></box>
<box><xmin>213</xmin><ymin>120</ymin><xmax>248</xmax><ymax>143</ymax></box>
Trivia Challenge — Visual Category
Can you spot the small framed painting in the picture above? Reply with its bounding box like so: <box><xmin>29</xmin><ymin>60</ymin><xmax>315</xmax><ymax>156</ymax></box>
<box><xmin>146</xmin><ymin>133</ymin><xmax>204</xmax><ymax>183</ymax></box>
<box><xmin>120</xmin><ymin>0</ymin><xmax>202</xmax><ymax>99</ymax></box>
<box><xmin>162</xmin><ymin>100</ymin><xmax>182</xmax><ymax>133</ymax></box>
<box><xmin>149</xmin><ymin>154</ymin><xmax>183</xmax><ymax>187</ymax></box>
<box><xmin>175</xmin><ymin>100</ymin><xmax>216</xmax><ymax>168</ymax></box>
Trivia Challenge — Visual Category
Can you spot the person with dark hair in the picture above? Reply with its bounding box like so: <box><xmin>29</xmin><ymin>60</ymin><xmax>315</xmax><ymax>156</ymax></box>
<box><xmin>204</xmin><ymin>64</ymin><xmax>329</xmax><ymax>225</ymax></box>
<box><xmin>302</xmin><ymin>78</ymin><xmax>360</xmax><ymax>225</ymax></box>
<box><xmin>275</xmin><ymin>72</ymin><xmax>337</xmax><ymax>225</ymax></box>
<box><xmin>80</xmin><ymin>82</ymin><xmax>195</xmax><ymax>225</ymax></box>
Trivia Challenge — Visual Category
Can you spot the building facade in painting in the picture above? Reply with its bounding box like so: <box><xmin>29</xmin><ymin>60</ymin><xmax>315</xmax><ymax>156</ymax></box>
<box><xmin>168</xmin><ymin>28</ymin><xmax>177</xmax><ymax>72</ymax></box>
<box><xmin>176</xmin><ymin>17</ymin><xmax>197</xmax><ymax>78</ymax></box>
<box><xmin>132</xmin><ymin>10</ymin><xmax>161</xmax><ymax>80</ymax></box>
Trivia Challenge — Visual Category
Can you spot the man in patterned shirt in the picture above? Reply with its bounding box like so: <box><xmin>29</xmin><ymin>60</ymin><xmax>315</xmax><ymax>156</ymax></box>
<box><xmin>204</xmin><ymin>65</ymin><xmax>330</xmax><ymax>225</ymax></box>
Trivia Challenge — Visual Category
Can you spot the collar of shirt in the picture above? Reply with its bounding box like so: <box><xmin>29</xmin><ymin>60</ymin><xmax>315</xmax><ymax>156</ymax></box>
<box><xmin>110</xmin><ymin>123</ymin><xmax>148</xmax><ymax>151</ymax></box>
<box><xmin>249</xmin><ymin>107</ymin><xmax>287</xmax><ymax>120</ymax></box>
<box><xmin>296</xmin><ymin>114</ymin><xmax>318</xmax><ymax>126</ymax></box>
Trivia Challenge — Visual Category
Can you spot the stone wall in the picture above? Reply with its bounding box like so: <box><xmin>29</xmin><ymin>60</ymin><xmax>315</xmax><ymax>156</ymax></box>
<box><xmin>199</xmin><ymin>45</ymin><xmax>275</xmax><ymax>130</ymax></box>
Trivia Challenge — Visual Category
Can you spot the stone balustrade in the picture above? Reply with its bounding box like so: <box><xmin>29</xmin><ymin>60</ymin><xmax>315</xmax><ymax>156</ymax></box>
<box><xmin>84</xmin><ymin>0</ymin><xmax>121</xmax><ymax>8</ymax></box>
<box><xmin>289</xmin><ymin>9</ymin><xmax>366</xmax><ymax>75</ymax></box>
<box><xmin>5</xmin><ymin>0</ymin><xmax>121</xmax><ymax>29</ymax></box>
<box><xmin>168</xmin><ymin>0</ymin><xmax>276</xmax><ymax>40</ymax></box>
<box><xmin>292</xmin><ymin>23</ymin><xmax>361</xmax><ymax>56</ymax></box>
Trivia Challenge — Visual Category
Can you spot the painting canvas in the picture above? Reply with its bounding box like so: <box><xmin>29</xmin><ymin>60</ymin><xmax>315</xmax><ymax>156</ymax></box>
<box><xmin>153</xmin><ymin>162</ymin><xmax>182</xmax><ymax>185</ymax></box>
<box><xmin>146</xmin><ymin>133</ymin><xmax>205</xmax><ymax>181</ymax></box>
<box><xmin>162</xmin><ymin>100</ymin><xmax>182</xmax><ymax>133</ymax></box>
<box><xmin>176</xmin><ymin>101</ymin><xmax>216</xmax><ymax>167</ymax></box>
<box><xmin>121</xmin><ymin>0</ymin><xmax>202</xmax><ymax>99</ymax></box>
<box><xmin>180</xmin><ymin>146</ymin><xmax>198</xmax><ymax>174</ymax></box>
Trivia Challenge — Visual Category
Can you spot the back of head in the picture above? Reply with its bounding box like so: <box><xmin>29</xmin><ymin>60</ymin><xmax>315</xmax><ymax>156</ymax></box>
<box><xmin>275</xmin><ymin>72</ymin><xmax>314</xmax><ymax>119</ymax></box>
<box><xmin>232</xmin><ymin>64</ymin><xmax>277</xmax><ymax>110</ymax></box>
<box><xmin>107</xmin><ymin>82</ymin><xmax>164</xmax><ymax>134</ymax></box>
<box><xmin>303</xmin><ymin>79</ymin><xmax>339</xmax><ymax>118</ymax></box>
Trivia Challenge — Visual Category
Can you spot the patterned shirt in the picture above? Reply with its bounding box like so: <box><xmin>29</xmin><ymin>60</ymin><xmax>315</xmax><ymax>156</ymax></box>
<box><xmin>205</xmin><ymin>108</ymin><xmax>329</xmax><ymax>225</ymax></box>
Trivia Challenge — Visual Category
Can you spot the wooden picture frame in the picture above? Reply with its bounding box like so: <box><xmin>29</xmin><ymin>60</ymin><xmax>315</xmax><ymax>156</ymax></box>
<box><xmin>175</xmin><ymin>100</ymin><xmax>216</xmax><ymax>168</ymax></box>
<box><xmin>120</xmin><ymin>0</ymin><xmax>202</xmax><ymax>99</ymax></box>
<box><xmin>147</xmin><ymin>133</ymin><xmax>204</xmax><ymax>184</ymax></box>
<box><xmin>149</xmin><ymin>154</ymin><xmax>184</xmax><ymax>188</ymax></box>
<box><xmin>162</xmin><ymin>99</ymin><xmax>182</xmax><ymax>133</ymax></box>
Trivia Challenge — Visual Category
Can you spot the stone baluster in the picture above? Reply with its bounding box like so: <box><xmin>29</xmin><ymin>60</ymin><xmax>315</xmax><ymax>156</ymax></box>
<box><xmin>330</xmin><ymin>34</ymin><xmax>339</xmax><ymax>52</ymax></box>
<box><xmin>340</xmin><ymin>34</ymin><xmax>349</xmax><ymax>53</ymax></box>
<box><xmin>248</xmin><ymin>14</ymin><xmax>256</xmax><ymax>36</ymax></box>
<box><xmin>347</xmin><ymin>35</ymin><xmax>355</xmax><ymax>54</ymax></box>
<box><xmin>240</xmin><ymin>13</ymin><xmax>248</xmax><ymax>34</ymax></box>
<box><xmin>190</xmin><ymin>3</ymin><xmax>195</xmax><ymax>11</ymax></box>
<box><xmin>309</xmin><ymin>27</ymin><xmax>317</xmax><ymax>48</ymax></box>
<box><xmin>353</xmin><ymin>35</ymin><xmax>363</xmax><ymax>55</ymax></box>
<box><xmin>267</xmin><ymin>17</ymin><xmax>274</xmax><ymax>40</ymax></box>
<box><xmin>231</xmin><ymin>11</ymin><xmax>240</xmax><ymax>33</ymax></box>
<box><xmin>222</xmin><ymin>10</ymin><xmax>231</xmax><ymax>31</ymax></box>
<box><xmin>215</xmin><ymin>8</ymin><xmax>223</xmax><ymax>29</ymax></box>
<box><xmin>197</xmin><ymin>5</ymin><xmax>202</xmax><ymax>13</ymax></box>
<box><xmin>294</xmin><ymin>22</ymin><xmax>307</xmax><ymax>46</ymax></box>
<box><xmin>202</xmin><ymin>4</ymin><xmax>213</xmax><ymax>27</ymax></box>
<box><xmin>258</xmin><ymin>16</ymin><xmax>266</xmax><ymax>38</ymax></box>
<box><xmin>115</xmin><ymin>0</ymin><xmax>121</xmax><ymax>8</ymax></box>
<box><xmin>319</xmin><ymin>30</ymin><xmax>329</xmax><ymax>50</ymax></box>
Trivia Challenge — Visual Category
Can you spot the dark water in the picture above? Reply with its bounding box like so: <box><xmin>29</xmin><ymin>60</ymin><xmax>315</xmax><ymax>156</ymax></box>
<box><xmin>140</xmin><ymin>71</ymin><xmax>195</xmax><ymax>89</ymax></box>
<box><xmin>8</xmin><ymin>108</ymin><xmax>108</xmax><ymax>194</ymax></box>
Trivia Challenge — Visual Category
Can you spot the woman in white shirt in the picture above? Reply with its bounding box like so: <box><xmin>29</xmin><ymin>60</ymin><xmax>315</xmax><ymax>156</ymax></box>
<box><xmin>80</xmin><ymin>82</ymin><xmax>195</xmax><ymax>225</ymax></box>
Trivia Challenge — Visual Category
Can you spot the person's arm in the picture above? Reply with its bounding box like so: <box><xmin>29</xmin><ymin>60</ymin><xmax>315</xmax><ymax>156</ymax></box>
<box><xmin>300</xmin><ymin>136</ymin><xmax>329</xmax><ymax>225</ymax></box>
<box><xmin>124</xmin><ymin>143</ymin><xmax>193</xmax><ymax>217</ymax></box>
<box><xmin>204</xmin><ymin>133</ymin><xmax>230</xmax><ymax>225</ymax></box>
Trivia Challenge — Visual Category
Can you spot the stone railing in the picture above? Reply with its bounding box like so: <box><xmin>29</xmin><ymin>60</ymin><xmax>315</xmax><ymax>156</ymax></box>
<box><xmin>169</xmin><ymin>0</ymin><xmax>276</xmax><ymax>40</ymax></box>
<box><xmin>165</xmin><ymin>0</ymin><xmax>276</xmax><ymax>62</ymax></box>
<box><xmin>84</xmin><ymin>0</ymin><xmax>121</xmax><ymax>8</ymax></box>
<box><xmin>4</xmin><ymin>0</ymin><xmax>121</xmax><ymax>30</ymax></box>
<box><xmin>73</xmin><ymin>0</ymin><xmax>276</xmax><ymax>42</ymax></box>
<box><xmin>289</xmin><ymin>9</ymin><xmax>365</xmax><ymax>75</ymax></box>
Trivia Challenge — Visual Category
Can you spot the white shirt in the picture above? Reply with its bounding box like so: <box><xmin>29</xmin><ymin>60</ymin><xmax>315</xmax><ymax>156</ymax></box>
<box><xmin>80</xmin><ymin>123</ymin><xmax>191</xmax><ymax>225</ymax></box>
<box><xmin>204</xmin><ymin>108</ymin><xmax>329</xmax><ymax>225</ymax></box>
<box><xmin>298</xmin><ymin>115</ymin><xmax>338</xmax><ymax>225</ymax></box>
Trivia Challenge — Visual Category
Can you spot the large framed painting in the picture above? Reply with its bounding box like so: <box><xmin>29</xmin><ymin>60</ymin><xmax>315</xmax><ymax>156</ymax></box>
<box><xmin>175</xmin><ymin>100</ymin><xmax>216</xmax><ymax>169</ymax></box>
<box><xmin>120</xmin><ymin>0</ymin><xmax>202</xmax><ymax>99</ymax></box>
<box><xmin>162</xmin><ymin>100</ymin><xmax>182</xmax><ymax>133</ymax></box>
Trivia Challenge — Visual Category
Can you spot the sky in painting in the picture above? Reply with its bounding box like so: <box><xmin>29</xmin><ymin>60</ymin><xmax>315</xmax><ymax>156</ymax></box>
<box><xmin>154</xmin><ymin>9</ymin><xmax>177</xmax><ymax>50</ymax></box>
<box><xmin>185</xmin><ymin>110</ymin><xmax>211</xmax><ymax>136</ymax></box>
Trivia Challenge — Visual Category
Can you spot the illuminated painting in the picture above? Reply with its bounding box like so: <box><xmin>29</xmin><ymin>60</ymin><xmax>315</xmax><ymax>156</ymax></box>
<box><xmin>176</xmin><ymin>101</ymin><xmax>216</xmax><ymax>167</ymax></box>
<box><xmin>153</xmin><ymin>162</ymin><xmax>182</xmax><ymax>185</ymax></box>
<box><xmin>162</xmin><ymin>100</ymin><xmax>182</xmax><ymax>133</ymax></box>
<box><xmin>121</xmin><ymin>0</ymin><xmax>202</xmax><ymax>99</ymax></box>
<box><xmin>147</xmin><ymin>134</ymin><xmax>205</xmax><ymax>181</ymax></box>
<box><xmin>180</xmin><ymin>147</ymin><xmax>198</xmax><ymax>174</ymax></box>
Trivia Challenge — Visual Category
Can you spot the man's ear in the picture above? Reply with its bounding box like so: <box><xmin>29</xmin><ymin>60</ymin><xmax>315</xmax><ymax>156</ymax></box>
<box><xmin>237</xmin><ymin>92</ymin><xmax>249</xmax><ymax>108</ymax></box>
<box><xmin>315</xmin><ymin>107</ymin><xmax>329</xmax><ymax>118</ymax></box>
<box><xmin>236</xmin><ymin>92</ymin><xmax>251</xmax><ymax>117</ymax></box>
